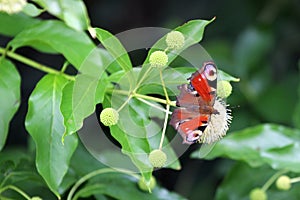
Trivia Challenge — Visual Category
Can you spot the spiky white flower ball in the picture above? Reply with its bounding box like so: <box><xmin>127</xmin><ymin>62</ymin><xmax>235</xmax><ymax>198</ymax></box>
<box><xmin>200</xmin><ymin>98</ymin><xmax>232</xmax><ymax>144</ymax></box>
<box><xmin>0</xmin><ymin>0</ymin><xmax>26</xmax><ymax>14</ymax></box>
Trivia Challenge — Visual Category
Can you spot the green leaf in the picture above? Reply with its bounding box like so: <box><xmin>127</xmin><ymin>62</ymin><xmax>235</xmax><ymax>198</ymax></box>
<box><xmin>95</xmin><ymin>28</ymin><xmax>133</xmax><ymax>72</ymax></box>
<box><xmin>137</xmin><ymin>67</ymin><xmax>193</xmax><ymax>97</ymax></box>
<box><xmin>0</xmin><ymin>149</ymin><xmax>44</xmax><ymax>187</ymax></box>
<box><xmin>233</xmin><ymin>27</ymin><xmax>274</xmax><ymax>77</ymax></box>
<box><xmin>107</xmin><ymin>66</ymin><xmax>190</xmax><ymax>97</ymax></box>
<box><xmin>60</xmin><ymin>141</ymin><xmax>106</xmax><ymax>194</ymax></box>
<box><xmin>0</xmin><ymin>59</ymin><xmax>21</xmax><ymax>151</ymax></box>
<box><xmin>216</xmin><ymin>162</ymin><xmax>300</xmax><ymax>200</ymax></box>
<box><xmin>0</xmin><ymin>148</ymin><xmax>31</xmax><ymax>174</ymax></box>
<box><xmin>109</xmin><ymin>124</ymin><xmax>153</xmax><ymax>182</ymax></box>
<box><xmin>105</xmin><ymin>67</ymin><xmax>191</xmax><ymax>174</ymax></box>
<box><xmin>252</xmin><ymin>74</ymin><xmax>298</xmax><ymax>124</ymax></box>
<box><xmin>34</xmin><ymin>0</ymin><xmax>90</xmax><ymax>31</ymax></box>
<box><xmin>103</xmin><ymin>92</ymin><xmax>180</xmax><ymax>182</ymax></box>
<box><xmin>74</xmin><ymin>184</ymin><xmax>106</xmax><ymax>200</ymax></box>
<box><xmin>60</xmin><ymin>48</ymin><xmax>110</xmax><ymax>137</ymax></box>
<box><xmin>95</xmin><ymin>76</ymin><xmax>109</xmax><ymax>104</ymax></box>
<box><xmin>69</xmin><ymin>141</ymin><xmax>105</xmax><ymax>175</ymax></box>
<box><xmin>103</xmin><ymin>93</ymin><xmax>153</xmax><ymax>180</ymax></box>
<box><xmin>8</xmin><ymin>20</ymin><xmax>95</xmax><ymax>68</ymax></box>
<box><xmin>96</xmin><ymin>49</ymin><xmax>122</xmax><ymax>74</ymax></box>
<box><xmin>218</xmin><ymin>70</ymin><xmax>240</xmax><ymax>82</ymax></box>
<box><xmin>0</xmin><ymin>12</ymin><xmax>40</xmax><ymax>36</ymax></box>
<box><xmin>94</xmin><ymin>194</ymin><xmax>109</xmax><ymax>200</ymax></box>
<box><xmin>107</xmin><ymin>70</ymin><xmax>126</xmax><ymax>83</ymax></box>
<box><xmin>0</xmin><ymin>149</ymin><xmax>57</xmax><ymax>199</ymax></box>
<box><xmin>192</xmin><ymin>124</ymin><xmax>300</xmax><ymax>173</ymax></box>
<box><xmin>61</xmin><ymin>75</ymin><xmax>98</xmax><ymax>137</ymax></box>
<box><xmin>22</xmin><ymin>3</ymin><xmax>44</xmax><ymax>17</ymax></box>
<box><xmin>77</xmin><ymin>173</ymin><xmax>187</xmax><ymax>200</ymax></box>
<box><xmin>138</xmin><ymin>18</ymin><xmax>215</xmax><ymax>84</ymax></box>
<box><xmin>25</xmin><ymin>74</ymin><xmax>78</xmax><ymax>197</ymax></box>
<box><xmin>293</xmin><ymin>61</ymin><xmax>300</xmax><ymax>128</ymax></box>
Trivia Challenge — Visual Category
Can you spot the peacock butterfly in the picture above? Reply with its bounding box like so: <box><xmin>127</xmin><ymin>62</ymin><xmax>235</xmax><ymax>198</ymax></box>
<box><xmin>170</xmin><ymin>61</ymin><xmax>229</xmax><ymax>145</ymax></box>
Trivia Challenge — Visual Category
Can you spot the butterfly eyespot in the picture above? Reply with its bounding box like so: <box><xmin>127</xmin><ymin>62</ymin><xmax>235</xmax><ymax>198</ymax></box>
<box><xmin>186</xmin><ymin>130</ymin><xmax>202</xmax><ymax>143</ymax></box>
<box><xmin>204</xmin><ymin>63</ymin><xmax>217</xmax><ymax>81</ymax></box>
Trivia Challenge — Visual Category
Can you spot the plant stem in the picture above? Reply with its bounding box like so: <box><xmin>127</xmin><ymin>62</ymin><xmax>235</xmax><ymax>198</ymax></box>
<box><xmin>261</xmin><ymin>169</ymin><xmax>289</xmax><ymax>191</ymax></box>
<box><xmin>67</xmin><ymin>168</ymin><xmax>139</xmax><ymax>200</ymax></box>
<box><xmin>159</xmin><ymin>104</ymin><xmax>170</xmax><ymax>149</ymax></box>
<box><xmin>134</xmin><ymin>92</ymin><xmax>170</xmax><ymax>105</ymax></box>
<box><xmin>0</xmin><ymin>47</ymin><xmax>75</xmax><ymax>81</ymax></box>
<box><xmin>0</xmin><ymin>185</ymin><xmax>31</xmax><ymax>200</ymax></box>
<box><xmin>61</xmin><ymin>61</ymin><xmax>69</xmax><ymax>73</ymax></box>
<box><xmin>290</xmin><ymin>176</ymin><xmax>300</xmax><ymax>183</ymax></box>
<box><xmin>0</xmin><ymin>171</ymin><xmax>36</xmax><ymax>188</ymax></box>
<box><xmin>135</xmin><ymin>66</ymin><xmax>153</xmax><ymax>90</ymax></box>
<box><xmin>117</xmin><ymin>94</ymin><xmax>133</xmax><ymax>112</ymax></box>
<box><xmin>108</xmin><ymin>89</ymin><xmax>176</xmax><ymax>107</ymax></box>
<box><xmin>136</xmin><ymin>97</ymin><xmax>172</xmax><ymax>114</ymax></box>
<box><xmin>159</xmin><ymin>69</ymin><xmax>170</xmax><ymax>103</ymax></box>
<box><xmin>134</xmin><ymin>93</ymin><xmax>176</xmax><ymax>107</ymax></box>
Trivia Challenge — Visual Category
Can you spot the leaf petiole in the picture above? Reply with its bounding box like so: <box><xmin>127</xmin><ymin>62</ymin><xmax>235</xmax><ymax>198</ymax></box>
<box><xmin>0</xmin><ymin>47</ymin><xmax>75</xmax><ymax>81</ymax></box>
<box><xmin>159</xmin><ymin>69</ymin><xmax>171</xmax><ymax>103</ymax></box>
<box><xmin>261</xmin><ymin>169</ymin><xmax>289</xmax><ymax>191</ymax></box>
<box><xmin>159</xmin><ymin>104</ymin><xmax>170</xmax><ymax>149</ymax></box>
<box><xmin>136</xmin><ymin>97</ymin><xmax>172</xmax><ymax>114</ymax></box>
<box><xmin>117</xmin><ymin>94</ymin><xmax>133</xmax><ymax>112</ymax></box>
<box><xmin>108</xmin><ymin>89</ymin><xmax>176</xmax><ymax>107</ymax></box>
<box><xmin>67</xmin><ymin>168</ymin><xmax>140</xmax><ymax>200</ymax></box>
<box><xmin>0</xmin><ymin>185</ymin><xmax>31</xmax><ymax>200</ymax></box>
<box><xmin>290</xmin><ymin>176</ymin><xmax>300</xmax><ymax>183</ymax></box>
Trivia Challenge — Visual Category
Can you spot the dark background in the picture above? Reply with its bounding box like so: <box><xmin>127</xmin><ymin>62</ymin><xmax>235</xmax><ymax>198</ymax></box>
<box><xmin>3</xmin><ymin>0</ymin><xmax>300</xmax><ymax>199</ymax></box>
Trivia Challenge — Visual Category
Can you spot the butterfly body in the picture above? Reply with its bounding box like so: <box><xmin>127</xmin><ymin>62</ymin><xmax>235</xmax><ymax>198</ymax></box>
<box><xmin>170</xmin><ymin>61</ymin><xmax>218</xmax><ymax>144</ymax></box>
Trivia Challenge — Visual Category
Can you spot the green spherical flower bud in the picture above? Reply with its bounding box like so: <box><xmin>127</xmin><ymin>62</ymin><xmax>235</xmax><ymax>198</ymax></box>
<box><xmin>148</xmin><ymin>149</ymin><xmax>167</xmax><ymax>168</ymax></box>
<box><xmin>138</xmin><ymin>176</ymin><xmax>156</xmax><ymax>192</ymax></box>
<box><xmin>0</xmin><ymin>0</ymin><xmax>26</xmax><ymax>14</ymax></box>
<box><xmin>249</xmin><ymin>188</ymin><xmax>267</xmax><ymax>200</ymax></box>
<box><xmin>166</xmin><ymin>31</ymin><xmax>185</xmax><ymax>50</ymax></box>
<box><xmin>31</xmin><ymin>197</ymin><xmax>42</xmax><ymax>200</ymax></box>
<box><xmin>217</xmin><ymin>80</ymin><xmax>232</xmax><ymax>98</ymax></box>
<box><xmin>149</xmin><ymin>51</ymin><xmax>168</xmax><ymax>68</ymax></box>
<box><xmin>276</xmin><ymin>175</ymin><xmax>291</xmax><ymax>191</ymax></box>
<box><xmin>100</xmin><ymin>108</ymin><xmax>119</xmax><ymax>126</ymax></box>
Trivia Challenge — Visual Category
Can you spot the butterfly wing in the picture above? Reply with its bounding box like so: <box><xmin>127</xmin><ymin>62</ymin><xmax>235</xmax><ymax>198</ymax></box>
<box><xmin>169</xmin><ymin>108</ymin><xmax>210</xmax><ymax>144</ymax></box>
<box><xmin>170</xmin><ymin>61</ymin><xmax>218</xmax><ymax>144</ymax></box>
<box><xmin>170</xmin><ymin>83</ymin><xmax>212</xmax><ymax>144</ymax></box>
<box><xmin>190</xmin><ymin>61</ymin><xmax>217</xmax><ymax>105</ymax></box>
<box><xmin>175</xmin><ymin>84</ymin><xmax>201</xmax><ymax>107</ymax></box>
